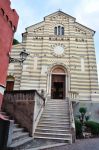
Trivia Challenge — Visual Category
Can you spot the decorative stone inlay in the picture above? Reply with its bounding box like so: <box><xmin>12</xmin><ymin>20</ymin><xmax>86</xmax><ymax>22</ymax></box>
<box><xmin>33</xmin><ymin>26</ymin><xmax>44</xmax><ymax>33</ymax></box>
<box><xmin>49</xmin><ymin>36</ymin><xmax>70</xmax><ymax>41</ymax></box>
<box><xmin>48</xmin><ymin>58</ymin><xmax>69</xmax><ymax>65</ymax></box>
<box><xmin>75</xmin><ymin>38</ymin><xmax>86</xmax><ymax>42</ymax></box>
<box><xmin>75</xmin><ymin>27</ymin><xmax>86</xmax><ymax>35</ymax></box>
<box><xmin>33</xmin><ymin>36</ymin><xmax>43</xmax><ymax>40</ymax></box>
<box><xmin>50</xmin><ymin>14</ymin><xmax>69</xmax><ymax>22</ymax></box>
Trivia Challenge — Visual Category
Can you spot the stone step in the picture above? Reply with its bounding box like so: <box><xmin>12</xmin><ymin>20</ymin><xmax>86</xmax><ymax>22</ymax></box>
<box><xmin>14</xmin><ymin>123</ymin><xmax>20</xmax><ymax>128</ymax></box>
<box><xmin>34</xmin><ymin>135</ymin><xmax>71</xmax><ymax>143</ymax></box>
<box><xmin>47</xmin><ymin>99</ymin><xmax>68</xmax><ymax>102</ymax></box>
<box><xmin>38</xmin><ymin>123</ymin><xmax>70</xmax><ymax>129</ymax></box>
<box><xmin>38</xmin><ymin>121</ymin><xmax>70</xmax><ymax>126</ymax></box>
<box><xmin>41</xmin><ymin>116</ymin><xmax>70</xmax><ymax>120</ymax></box>
<box><xmin>46</xmin><ymin>101</ymin><xmax>68</xmax><ymax>103</ymax></box>
<box><xmin>37</xmin><ymin>124</ymin><xmax>70</xmax><ymax>130</ymax></box>
<box><xmin>12</xmin><ymin>132</ymin><xmax>29</xmax><ymax>143</ymax></box>
<box><xmin>10</xmin><ymin>137</ymin><xmax>33</xmax><ymax>149</ymax></box>
<box><xmin>40</xmin><ymin>118</ymin><xmax>70</xmax><ymax>122</ymax></box>
<box><xmin>43</xmin><ymin>111</ymin><xmax>69</xmax><ymax>114</ymax></box>
<box><xmin>44</xmin><ymin>108</ymin><xmax>69</xmax><ymax>111</ymax></box>
<box><xmin>39</xmin><ymin>119</ymin><xmax>70</xmax><ymax>124</ymax></box>
<box><xmin>35</xmin><ymin>128</ymin><xmax>70</xmax><ymax>134</ymax></box>
<box><xmin>46</xmin><ymin>102</ymin><xmax>68</xmax><ymax>105</ymax></box>
<box><xmin>42</xmin><ymin>112</ymin><xmax>69</xmax><ymax>116</ymax></box>
<box><xmin>45</xmin><ymin>105</ymin><xmax>69</xmax><ymax>108</ymax></box>
<box><xmin>34</xmin><ymin>132</ymin><xmax>71</xmax><ymax>139</ymax></box>
<box><xmin>13</xmin><ymin>127</ymin><xmax>24</xmax><ymax>134</ymax></box>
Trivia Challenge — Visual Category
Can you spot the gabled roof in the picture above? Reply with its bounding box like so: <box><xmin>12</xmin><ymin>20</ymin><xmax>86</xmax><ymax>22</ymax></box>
<box><xmin>25</xmin><ymin>10</ymin><xmax>95</xmax><ymax>34</ymax></box>
<box><xmin>26</xmin><ymin>21</ymin><xmax>44</xmax><ymax>31</ymax></box>
<box><xmin>75</xmin><ymin>22</ymin><xmax>95</xmax><ymax>34</ymax></box>
<box><xmin>44</xmin><ymin>10</ymin><xmax>76</xmax><ymax>20</ymax></box>
<box><xmin>44</xmin><ymin>10</ymin><xmax>95</xmax><ymax>34</ymax></box>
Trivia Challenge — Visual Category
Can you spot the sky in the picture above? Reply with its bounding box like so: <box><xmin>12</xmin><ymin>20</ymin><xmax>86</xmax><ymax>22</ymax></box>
<box><xmin>11</xmin><ymin>0</ymin><xmax>99</xmax><ymax>79</ymax></box>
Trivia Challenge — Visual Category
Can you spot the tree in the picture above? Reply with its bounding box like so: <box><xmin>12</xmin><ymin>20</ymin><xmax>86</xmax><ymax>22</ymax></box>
<box><xmin>79</xmin><ymin>107</ymin><xmax>87</xmax><ymax>124</ymax></box>
<box><xmin>13</xmin><ymin>39</ymin><xmax>20</xmax><ymax>45</ymax></box>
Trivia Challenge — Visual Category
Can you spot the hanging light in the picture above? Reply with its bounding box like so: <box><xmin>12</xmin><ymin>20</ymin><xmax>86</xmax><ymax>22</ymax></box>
<box><xmin>9</xmin><ymin>49</ymin><xmax>29</xmax><ymax>63</ymax></box>
<box><xmin>20</xmin><ymin>49</ymin><xmax>29</xmax><ymax>62</ymax></box>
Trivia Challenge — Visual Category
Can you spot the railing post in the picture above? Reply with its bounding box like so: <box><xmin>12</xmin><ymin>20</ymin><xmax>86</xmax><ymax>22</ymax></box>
<box><xmin>68</xmin><ymin>97</ymin><xmax>76</xmax><ymax>143</ymax></box>
<box><xmin>68</xmin><ymin>91</ymin><xmax>79</xmax><ymax>101</ymax></box>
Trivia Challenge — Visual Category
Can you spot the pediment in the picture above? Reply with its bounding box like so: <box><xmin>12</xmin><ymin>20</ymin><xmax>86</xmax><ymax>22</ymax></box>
<box><xmin>44</xmin><ymin>11</ymin><xmax>75</xmax><ymax>21</ymax></box>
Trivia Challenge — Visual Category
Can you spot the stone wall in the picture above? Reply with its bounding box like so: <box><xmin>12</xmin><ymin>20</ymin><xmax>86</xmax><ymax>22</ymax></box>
<box><xmin>4</xmin><ymin>100</ymin><xmax>35</xmax><ymax>136</ymax></box>
<box><xmin>2</xmin><ymin>90</ymin><xmax>44</xmax><ymax>136</ymax></box>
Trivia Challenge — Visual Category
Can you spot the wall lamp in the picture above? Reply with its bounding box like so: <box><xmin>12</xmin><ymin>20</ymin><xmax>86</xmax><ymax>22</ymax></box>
<box><xmin>9</xmin><ymin>49</ymin><xmax>29</xmax><ymax>63</ymax></box>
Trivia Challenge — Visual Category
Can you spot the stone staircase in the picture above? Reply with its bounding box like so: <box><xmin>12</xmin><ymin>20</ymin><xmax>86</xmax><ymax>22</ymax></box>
<box><xmin>34</xmin><ymin>99</ymin><xmax>72</xmax><ymax>143</ymax></box>
<box><xmin>0</xmin><ymin>98</ymin><xmax>74</xmax><ymax>149</ymax></box>
<box><xmin>9</xmin><ymin>124</ymin><xmax>33</xmax><ymax>149</ymax></box>
<box><xmin>0</xmin><ymin>112</ymin><xmax>33</xmax><ymax>150</ymax></box>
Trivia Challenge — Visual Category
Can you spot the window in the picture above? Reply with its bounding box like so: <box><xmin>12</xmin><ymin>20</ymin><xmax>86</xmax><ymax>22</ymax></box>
<box><xmin>62</xmin><ymin>27</ymin><xmax>64</xmax><ymax>35</ymax></box>
<box><xmin>54</xmin><ymin>27</ymin><xmax>57</xmax><ymax>35</ymax></box>
<box><xmin>58</xmin><ymin>26</ymin><xmax>61</xmax><ymax>35</ymax></box>
<box><xmin>54</xmin><ymin>26</ymin><xmax>64</xmax><ymax>36</ymax></box>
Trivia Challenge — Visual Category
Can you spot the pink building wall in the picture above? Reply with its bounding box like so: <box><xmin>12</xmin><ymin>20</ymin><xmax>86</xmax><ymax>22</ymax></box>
<box><xmin>0</xmin><ymin>0</ymin><xmax>19</xmax><ymax>109</ymax></box>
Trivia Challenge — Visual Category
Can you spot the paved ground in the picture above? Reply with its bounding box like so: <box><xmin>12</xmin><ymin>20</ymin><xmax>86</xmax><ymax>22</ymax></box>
<box><xmin>43</xmin><ymin>138</ymin><xmax>99</xmax><ymax>150</ymax></box>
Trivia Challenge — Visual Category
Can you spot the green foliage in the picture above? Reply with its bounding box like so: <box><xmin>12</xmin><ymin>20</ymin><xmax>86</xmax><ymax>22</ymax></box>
<box><xmin>75</xmin><ymin>120</ymin><xmax>83</xmax><ymax>138</ymax></box>
<box><xmin>13</xmin><ymin>39</ymin><xmax>20</xmax><ymax>45</ymax></box>
<box><xmin>85</xmin><ymin>121</ymin><xmax>99</xmax><ymax>136</ymax></box>
<box><xmin>78</xmin><ymin>107</ymin><xmax>87</xmax><ymax>124</ymax></box>
<box><xmin>85</xmin><ymin>115</ymin><xmax>90</xmax><ymax>121</ymax></box>
<box><xmin>79</xmin><ymin>107</ymin><xmax>87</xmax><ymax>114</ymax></box>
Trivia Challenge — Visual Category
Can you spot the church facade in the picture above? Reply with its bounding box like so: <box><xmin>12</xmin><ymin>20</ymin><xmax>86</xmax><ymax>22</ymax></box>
<box><xmin>8</xmin><ymin>11</ymin><xmax>99</xmax><ymax>102</ymax></box>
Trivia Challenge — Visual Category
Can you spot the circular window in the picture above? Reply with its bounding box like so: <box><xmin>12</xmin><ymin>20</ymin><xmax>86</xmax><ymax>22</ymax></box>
<box><xmin>54</xmin><ymin>46</ymin><xmax>64</xmax><ymax>55</ymax></box>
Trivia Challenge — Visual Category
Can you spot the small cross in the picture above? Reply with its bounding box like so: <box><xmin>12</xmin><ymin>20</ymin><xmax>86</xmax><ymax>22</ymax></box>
<box><xmin>58</xmin><ymin>9</ymin><xmax>62</xmax><ymax>11</ymax></box>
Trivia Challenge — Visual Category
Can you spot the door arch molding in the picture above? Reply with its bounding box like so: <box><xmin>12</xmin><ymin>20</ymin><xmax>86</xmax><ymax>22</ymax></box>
<box><xmin>47</xmin><ymin>64</ymin><xmax>70</xmax><ymax>99</ymax></box>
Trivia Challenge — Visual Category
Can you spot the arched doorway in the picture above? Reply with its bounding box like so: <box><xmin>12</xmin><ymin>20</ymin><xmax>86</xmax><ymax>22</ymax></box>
<box><xmin>51</xmin><ymin>66</ymin><xmax>66</xmax><ymax>99</ymax></box>
<box><xmin>6</xmin><ymin>75</ymin><xmax>15</xmax><ymax>91</ymax></box>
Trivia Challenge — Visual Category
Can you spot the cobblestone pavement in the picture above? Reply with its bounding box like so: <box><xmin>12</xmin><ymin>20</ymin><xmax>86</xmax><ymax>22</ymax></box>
<box><xmin>43</xmin><ymin>138</ymin><xmax>99</xmax><ymax>150</ymax></box>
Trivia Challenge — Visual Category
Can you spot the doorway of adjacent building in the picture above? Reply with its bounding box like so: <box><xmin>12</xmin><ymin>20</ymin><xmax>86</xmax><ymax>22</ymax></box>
<box><xmin>51</xmin><ymin>74</ymin><xmax>65</xmax><ymax>99</ymax></box>
<box><xmin>6</xmin><ymin>75</ymin><xmax>15</xmax><ymax>91</ymax></box>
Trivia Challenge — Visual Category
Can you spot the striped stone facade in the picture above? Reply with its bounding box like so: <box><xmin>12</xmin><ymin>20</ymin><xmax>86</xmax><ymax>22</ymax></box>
<box><xmin>8</xmin><ymin>11</ymin><xmax>99</xmax><ymax>101</ymax></box>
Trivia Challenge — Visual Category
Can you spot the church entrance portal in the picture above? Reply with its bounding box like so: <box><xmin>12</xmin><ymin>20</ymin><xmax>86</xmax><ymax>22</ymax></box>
<box><xmin>51</xmin><ymin>74</ymin><xmax>65</xmax><ymax>99</ymax></box>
